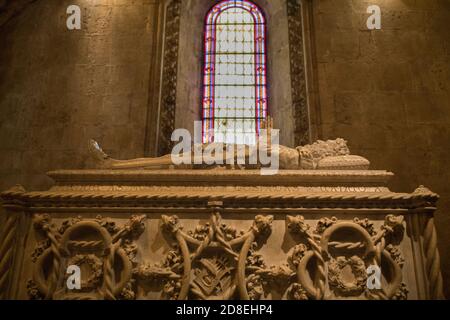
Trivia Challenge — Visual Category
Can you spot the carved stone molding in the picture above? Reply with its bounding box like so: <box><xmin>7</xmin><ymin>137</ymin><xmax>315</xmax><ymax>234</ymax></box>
<box><xmin>0</xmin><ymin>170</ymin><xmax>439</xmax><ymax>211</ymax></box>
<box><xmin>157</xmin><ymin>0</ymin><xmax>181</xmax><ymax>156</ymax></box>
<box><xmin>423</xmin><ymin>216</ymin><xmax>445</xmax><ymax>299</ymax></box>
<box><xmin>0</xmin><ymin>212</ymin><xmax>20</xmax><ymax>298</ymax></box>
<box><xmin>0</xmin><ymin>185</ymin><xmax>26</xmax><ymax>299</ymax></box>
<box><xmin>287</xmin><ymin>0</ymin><xmax>310</xmax><ymax>146</ymax></box>
<box><xmin>28</xmin><ymin>214</ymin><xmax>145</xmax><ymax>300</ymax></box>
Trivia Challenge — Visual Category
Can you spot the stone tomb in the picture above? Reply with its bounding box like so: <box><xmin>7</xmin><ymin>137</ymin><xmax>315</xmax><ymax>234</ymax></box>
<box><xmin>0</xmin><ymin>169</ymin><xmax>444</xmax><ymax>300</ymax></box>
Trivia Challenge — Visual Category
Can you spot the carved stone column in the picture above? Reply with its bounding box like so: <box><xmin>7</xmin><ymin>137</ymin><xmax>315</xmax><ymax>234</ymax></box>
<box><xmin>0</xmin><ymin>185</ymin><xmax>27</xmax><ymax>299</ymax></box>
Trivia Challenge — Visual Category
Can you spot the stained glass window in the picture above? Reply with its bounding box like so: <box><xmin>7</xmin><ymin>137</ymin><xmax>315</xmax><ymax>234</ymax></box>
<box><xmin>202</xmin><ymin>0</ymin><xmax>267</xmax><ymax>145</ymax></box>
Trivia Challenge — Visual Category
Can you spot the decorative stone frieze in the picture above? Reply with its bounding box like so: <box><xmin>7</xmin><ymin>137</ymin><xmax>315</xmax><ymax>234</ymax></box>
<box><xmin>0</xmin><ymin>169</ymin><xmax>444</xmax><ymax>299</ymax></box>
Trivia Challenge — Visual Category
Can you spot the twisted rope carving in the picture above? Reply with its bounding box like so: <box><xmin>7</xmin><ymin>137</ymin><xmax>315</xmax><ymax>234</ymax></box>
<box><xmin>7</xmin><ymin>190</ymin><xmax>438</xmax><ymax>208</ymax></box>
<box><xmin>211</xmin><ymin>212</ymin><xmax>238</xmax><ymax>258</ymax></box>
<box><xmin>304</xmin><ymin>231</ymin><xmax>326</xmax><ymax>300</ymax></box>
<box><xmin>102</xmin><ymin>215</ymin><xmax>145</xmax><ymax>300</ymax></box>
<box><xmin>0</xmin><ymin>214</ymin><xmax>18</xmax><ymax>299</ymax></box>
<box><xmin>287</xmin><ymin>216</ymin><xmax>326</xmax><ymax>300</ymax></box>
<box><xmin>103</xmin><ymin>226</ymin><xmax>127</xmax><ymax>300</ymax></box>
<box><xmin>423</xmin><ymin>217</ymin><xmax>444</xmax><ymax>300</ymax></box>
<box><xmin>67</xmin><ymin>240</ymin><xmax>104</xmax><ymax>250</ymax></box>
<box><xmin>366</xmin><ymin>215</ymin><xmax>404</xmax><ymax>300</ymax></box>
<box><xmin>328</xmin><ymin>241</ymin><xmax>365</xmax><ymax>250</ymax></box>
<box><xmin>44</xmin><ymin>226</ymin><xmax>62</xmax><ymax>300</ymax></box>
<box><xmin>32</xmin><ymin>214</ymin><xmax>62</xmax><ymax>300</ymax></box>
<box><xmin>103</xmin><ymin>242</ymin><xmax>118</xmax><ymax>300</ymax></box>
<box><xmin>366</xmin><ymin>234</ymin><xmax>388</xmax><ymax>300</ymax></box>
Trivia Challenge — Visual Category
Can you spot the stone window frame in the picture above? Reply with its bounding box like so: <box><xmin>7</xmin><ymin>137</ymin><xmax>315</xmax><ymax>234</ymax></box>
<box><xmin>145</xmin><ymin>0</ymin><xmax>321</xmax><ymax>156</ymax></box>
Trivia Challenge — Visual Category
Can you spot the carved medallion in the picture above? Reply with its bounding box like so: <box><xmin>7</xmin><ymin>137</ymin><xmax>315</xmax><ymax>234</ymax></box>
<box><xmin>28</xmin><ymin>215</ymin><xmax>145</xmax><ymax>300</ymax></box>
<box><xmin>283</xmin><ymin>214</ymin><xmax>408</xmax><ymax>300</ymax></box>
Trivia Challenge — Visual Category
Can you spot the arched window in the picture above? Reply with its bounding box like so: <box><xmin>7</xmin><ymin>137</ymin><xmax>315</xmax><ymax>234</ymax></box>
<box><xmin>202</xmin><ymin>0</ymin><xmax>267</xmax><ymax>145</ymax></box>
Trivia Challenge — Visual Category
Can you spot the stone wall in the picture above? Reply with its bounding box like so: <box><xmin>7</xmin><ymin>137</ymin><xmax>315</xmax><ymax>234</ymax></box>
<box><xmin>0</xmin><ymin>0</ymin><xmax>157</xmax><ymax>190</ymax></box>
<box><xmin>0</xmin><ymin>0</ymin><xmax>448</xmax><ymax>297</ymax></box>
<box><xmin>311</xmin><ymin>0</ymin><xmax>450</xmax><ymax>297</ymax></box>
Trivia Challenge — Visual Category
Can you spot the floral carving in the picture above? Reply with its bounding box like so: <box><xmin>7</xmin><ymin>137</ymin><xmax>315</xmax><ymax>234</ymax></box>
<box><xmin>65</xmin><ymin>254</ymin><xmax>103</xmax><ymax>291</ymax></box>
<box><xmin>31</xmin><ymin>240</ymin><xmax>50</xmax><ymax>263</ymax></box>
<box><xmin>289</xmin><ymin>244</ymin><xmax>308</xmax><ymax>267</ymax></box>
<box><xmin>393</xmin><ymin>283</ymin><xmax>409</xmax><ymax>300</ymax></box>
<box><xmin>316</xmin><ymin>217</ymin><xmax>338</xmax><ymax>234</ymax></box>
<box><xmin>287</xmin><ymin>215</ymin><xmax>310</xmax><ymax>234</ymax></box>
<box><xmin>246</xmin><ymin>274</ymin><xmax>264</xmax><ymax>300</ymax></box>
<box><xmin>353</xmin><ymin>217</ymin><xmax>376</xmax><ymax>236</ymax></box>
<box><xmin>27</xmin><ymin>280</ymin><xmax>44</xmax><ymax>300</ymax></box>
<box><xmin>328</xmin><ymin>256</ymin><xmax>367</xmax><ymax>296</ymax></box>
<box><xmin>161</xmin><ymin>215</ymin><xmax>182</xmax><ymax>234</ymax></box>
<box><xmin>252</xmin><ymin>215</ymin><xmax>274</xmax><ymax>238</ymax></box>
<box><xmin>287</xmin><ymin>283</ymin><xmax>308</xmax><ymax>300</ymax></box>
<box><xmin>119</xmin><ymin>281</ymin><xmax>136</xmax><ymax>300</ymax></box>
<box><xmin>386</xmin><ymin>244</ymin><xmax>405</xmax><ymax>268</ymax></box>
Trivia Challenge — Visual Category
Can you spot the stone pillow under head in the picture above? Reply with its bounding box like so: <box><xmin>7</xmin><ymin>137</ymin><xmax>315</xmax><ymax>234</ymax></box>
<box><xmin>316</xmin><ymin>155</ymin><xmax>370</xmax><ymax>170</ymax></box>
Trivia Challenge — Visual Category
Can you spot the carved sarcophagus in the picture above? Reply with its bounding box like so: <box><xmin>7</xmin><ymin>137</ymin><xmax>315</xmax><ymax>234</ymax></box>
<box><xmin>0</xmin><ymin>169</ymin><xmax>444</xmax><ymax>300</ymax></box>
